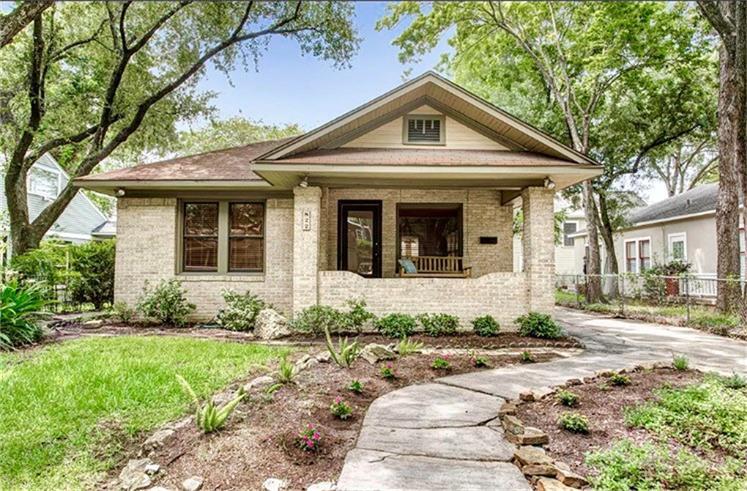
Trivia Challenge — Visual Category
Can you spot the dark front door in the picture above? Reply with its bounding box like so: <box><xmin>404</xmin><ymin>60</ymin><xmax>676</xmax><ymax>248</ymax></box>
<box><xmin>338</xmin><ymin>200</ymin><xmax>382</xmax><ymax>278</ymax></box>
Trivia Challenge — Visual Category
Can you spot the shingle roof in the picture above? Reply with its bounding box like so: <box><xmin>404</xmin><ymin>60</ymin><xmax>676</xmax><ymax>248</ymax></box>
<box><xmin>627</xmin><ymin>183</ymin><xmax>718</xmax><ymax>225</ymax></box>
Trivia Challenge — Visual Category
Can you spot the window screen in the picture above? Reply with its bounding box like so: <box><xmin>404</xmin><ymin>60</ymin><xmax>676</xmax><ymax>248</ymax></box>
<box><xmin>406</xmin><ymin>117</ymin><xmax>443</xmax><ymax>143</ymax></box>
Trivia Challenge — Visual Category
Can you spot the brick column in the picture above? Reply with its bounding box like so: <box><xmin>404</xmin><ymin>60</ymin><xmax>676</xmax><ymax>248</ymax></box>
<box><xmin>293</xmin><ymin>185</ymin><xmax>322</xmax><ymax>314</ymax></box>
<box><xmin>522</xmin><ymin>187</ymin><xmax>555</xmax><ymax>313</ymax></box>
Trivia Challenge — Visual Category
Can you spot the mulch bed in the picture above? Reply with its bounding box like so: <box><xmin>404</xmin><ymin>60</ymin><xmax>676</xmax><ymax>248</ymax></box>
<box><xmin>123</xmin><ymin>350</ymin><xmax>562</xmax><ymax>490</ymax></box>
<box><xmin>515</xmin><ymin>367</ymin><xmax>704</xmax><ymax>477</ymax></box>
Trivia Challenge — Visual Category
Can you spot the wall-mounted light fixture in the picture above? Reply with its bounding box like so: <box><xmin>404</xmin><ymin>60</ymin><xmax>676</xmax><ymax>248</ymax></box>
<box><xmin>115</xmin><ymin>188</ymin><xmax>126</xmax><ymax>197</ymax></box>
<box><xmin>543</xmin><ymin>177</ymin><xmax>556</xmax><ymax>190</ymax></box>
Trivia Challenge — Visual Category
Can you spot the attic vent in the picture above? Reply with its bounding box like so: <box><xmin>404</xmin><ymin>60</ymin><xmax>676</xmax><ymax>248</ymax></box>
<box><xmin>405</xmin><ymin>115</ymin><xmax>444</xmax><ymax>144</ymax></box>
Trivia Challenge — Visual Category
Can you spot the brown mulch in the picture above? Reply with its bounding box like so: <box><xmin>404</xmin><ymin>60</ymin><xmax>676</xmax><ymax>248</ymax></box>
<box><xmin>128</xmin><ymin>350</ymin><xmax>561</xmax><ymax>490</ymax></box>
<box><xmin>515</xmin><ymin>367</ymin><xmax>704</xmax><ymax>477</ymax></box>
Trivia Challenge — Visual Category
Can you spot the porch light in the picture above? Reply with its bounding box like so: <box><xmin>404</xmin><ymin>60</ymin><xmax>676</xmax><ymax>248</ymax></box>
<box><xmin>544</xmin><ymin>177</ymin><xmax>556</xmax><ymax>189</ymax></box>
<box><xmin>299</xmin><ymin>175</ymin><xmax>309</xmax><ymax>188</ymax></box>
<box><xmin>115</xmin><ymin>188</ymin><xmax>126</xmax><ymax>197</ymax></box>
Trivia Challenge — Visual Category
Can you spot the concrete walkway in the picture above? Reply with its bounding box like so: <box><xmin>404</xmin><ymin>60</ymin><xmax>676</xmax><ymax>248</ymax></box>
<box><xmin>336</xmin><ymin>309</ymin><xmax>747</xmax><ymax>491</ymax></box>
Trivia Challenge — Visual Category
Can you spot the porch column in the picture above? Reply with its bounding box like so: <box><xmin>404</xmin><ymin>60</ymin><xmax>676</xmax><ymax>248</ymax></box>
<box><xmin>522</xmin><ymin>186</ymin><xmax>555</xmax><ymax>314</ymax></box>
<box><xmin>293</xmin><ymin>185</ymin><xmax>322</xmax><ymax>314</ymax></box>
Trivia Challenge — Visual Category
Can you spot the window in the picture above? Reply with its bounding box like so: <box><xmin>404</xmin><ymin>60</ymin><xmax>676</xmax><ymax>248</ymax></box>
<box><xmin>639</xmin><ymin>239</ymin><xmax>651</xmax><ymax>271</ymax></box>
<box><xmin>404</xmin><ymin>115</ymin><xmax>444</xmax><ymax>144</ymax></box>
<box><xmin>563</xmin><ymin>222</ymin><xmax>577</xmax><ymax>247</ymax></box>
<box><xmin>397</xmin><ymin>204</ymin><xmax>461</xmax><ymax>258</ymax></box>
<box><xmin>668</xmin><ymin>233</ymin><xmax>686</xmax><ymax>261</ymax></box>
<box><xmin>28</xmin><ymin>167</ymin><xmax>61</xmax><ymax>199</ymax></box>
<box><xmin>625</xmin><ymin>241</ymin><xmax>637</xmax><ymax>273</ymax></box>
<box><xmin>181</xmin><ymin>201</ymin><xmax>264</xmax><ymax>273</ymax></box>
<box><xmin>624</xmin><ymin>238</ymin><xmax>651</xmax><ymax>273</ymax></box>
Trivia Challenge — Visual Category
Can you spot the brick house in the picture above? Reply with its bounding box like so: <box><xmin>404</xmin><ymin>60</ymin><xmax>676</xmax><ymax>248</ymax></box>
<box><xmin>76</xmin><ymin>72</ymin><xmax>601</xmax><ymax>328</ymax></box>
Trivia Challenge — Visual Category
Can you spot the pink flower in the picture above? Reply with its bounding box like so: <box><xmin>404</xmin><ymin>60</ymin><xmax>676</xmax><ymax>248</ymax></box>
<box><xmin>306</xmin><ymin>440</ymin><xmax>315</xmax><ymax>448</ymax></box>
<box><xmin>313</xmin><ymin>432</ymin><xmax>321</xmax><ymax>439</ymax></box>
<box><xmin>334</xmin><ymin>396</ymin><xmax>342</xmax><ymax>404</ymax></box>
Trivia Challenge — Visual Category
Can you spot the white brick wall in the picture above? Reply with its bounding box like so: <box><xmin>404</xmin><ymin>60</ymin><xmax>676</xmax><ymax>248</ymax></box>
<box><xmin>522</xmin><ymin>187</ymin><xmax>555</xmax><ymax>313</ymax></box>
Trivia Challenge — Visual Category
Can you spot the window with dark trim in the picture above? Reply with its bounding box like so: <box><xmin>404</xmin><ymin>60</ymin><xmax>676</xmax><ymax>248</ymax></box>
<box><xmin>563</xmin><ymin>222</ymin><xmax>577</xmax><ymax>247</ymax></box>
<box><xmin>404</xmin><ymin>115</ymin><xmax>444</xmax><ymax>144</ymax></box>
<box><xmin>183</xmin><ymin>202</ymin><xmax>219</xmax><ymax>272</ymax></box>
<box><xmin>229</xmin><ymin>203</ymin><xmax>264</xmax><ymax>272</ymax></box>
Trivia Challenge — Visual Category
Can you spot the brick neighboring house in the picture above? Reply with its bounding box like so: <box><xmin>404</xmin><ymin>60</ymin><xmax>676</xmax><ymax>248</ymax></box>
<box><xmin>76</xmin><ymin>72</ymin><xmax>601</xmax><ymax>327</ymax></box>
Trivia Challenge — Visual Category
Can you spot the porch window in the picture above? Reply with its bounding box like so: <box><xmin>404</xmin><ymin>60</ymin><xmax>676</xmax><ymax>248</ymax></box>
<box><xmin>398</xmin><ymin>204</ymin><xmax>461</xmax><ymax>259</ymax></box>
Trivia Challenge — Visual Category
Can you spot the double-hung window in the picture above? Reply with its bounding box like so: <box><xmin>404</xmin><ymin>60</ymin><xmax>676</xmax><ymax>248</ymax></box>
<box><xmin>624</xmin><ymin>238</ymin><xmax>651</xmax><ymax>273</ymax></box>
<box><xmin>668</xmin><ymin>233</ymin><xmax>686</xmax><ymax>261</ymax></box>
<box><xmin>182</xmin><ymin>201</ymin><xmax>264</xmax><ymax>273</ymax></box>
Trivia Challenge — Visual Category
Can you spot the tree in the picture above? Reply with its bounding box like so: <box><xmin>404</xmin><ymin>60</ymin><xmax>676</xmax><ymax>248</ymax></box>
<box><xmin>0</xmin><ymin>1</ymin><xmax>358</xmax><ymax>256</ymax></box>
<box><xmin>696</xmin><ymin>1</ymin><xmax>746</xmax><ymax>314</ymax></box>
<box><xmin>0</xmin><ymin>0</ymin><xmax>53</xmax><ymax>49</ymax></box>
<box><xmin>379</xmin><ymin>1</ymin><xmax>716</xmax><ymax>302</ymax></box>
<box><xmin>646</xmin><ymin>139</ymin><xmax>718</xmax><ymax>197</ymax></box>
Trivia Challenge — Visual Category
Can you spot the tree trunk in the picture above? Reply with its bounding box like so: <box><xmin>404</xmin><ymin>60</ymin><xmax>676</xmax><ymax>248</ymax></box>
<box><xmin>733</xmin><ymin>1</ymin><xmax>747</xmax><ymax>322</ymax></box>
<box><xmin>583</xmin><ymin>181</ymin><xmax>603</xmax><ymax>302</ymax></box>
<box><xmin>597</xmin><ymin>192</ymin><xmax>620</xmax><ymax>298</ymax></box>
<box><xmin>3</xmin><ymin>163</ymin><xmax>45</xmax><ymax>257</ymax></box>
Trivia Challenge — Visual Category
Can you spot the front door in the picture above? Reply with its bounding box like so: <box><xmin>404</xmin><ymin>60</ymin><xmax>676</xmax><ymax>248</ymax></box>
<box><xmin>338</xmin><ymin>200</ymin><xmax>382</xmax><ymax>278</ymax></box>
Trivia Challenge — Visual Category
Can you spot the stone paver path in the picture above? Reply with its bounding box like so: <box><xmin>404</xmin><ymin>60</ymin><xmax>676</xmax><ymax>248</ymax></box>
<box><xmin>336</xmin><ymin>308</ymin><xmax>747</xmax><ymax>490</ymax></box>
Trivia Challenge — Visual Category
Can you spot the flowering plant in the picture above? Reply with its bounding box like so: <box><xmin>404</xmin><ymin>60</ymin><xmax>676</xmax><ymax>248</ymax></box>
<box><xmin>297</xmin><ymin>423</ymin><xmax>322</xmax><ymax>451</ymax></box>
<box><xmin>470</xmin><ymin>352</ymin><xmax>489</xmax><ymax>368</ymax></box>
<box><xmin>431</xmin><ymin>356</ymin><xmax>451</xmax><ymax>370</ymax></box>
<box><xmin>329</xmin><ymin>397</ymin><xmax>353</xmax><ymax>420</ymax></box>
<box><xmin>379</xmin><ymin>363</ymin><xmax>395</xmax><ymax>379</ymax></box>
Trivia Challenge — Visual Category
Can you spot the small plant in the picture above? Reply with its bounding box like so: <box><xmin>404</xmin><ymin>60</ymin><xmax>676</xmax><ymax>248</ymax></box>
<box><xmin>379</xmin><ymin>363</ymin><xmax>396</xmax><ymax>379</ymax></box>
<box><xmin>672</xmin><ymin>354</ymin><xmax>689</xmax><ymax>371</ymax></box>
<box><xmin>609</xmin><ymin>372</ymin><xmax>631</xmax><ymax>386</ymax></box>
<box><xmin>418</xmin><ymin>313</ymin><xmax>459</xmax><ymax>336</ymax></box>
<box><xmin>558</xmin><ymin>412</ymin><xmax>590</xmax><ymax>433</ymax></box>
<box><xmin>110</xmin><ymin>301</ymin><xmax>135</xmax><ymax>323</ymax></box>
<box><xmin>721</xmin><ymin>372</ymin><xmax>747</xmax><ymax>390</ymax></box>
<box><xmin>470</xmin><ymin>351</ymin><xmax>490</xmax><ymax>368</ymax></box>
<box><xmin>297</xmin><ymin>423</ymin><xmax>322</xmax><ymax>451</ymax></box>
<box><xmin>431</xmin><ymin>357</ymin><xmax>451</xmax><ymax>370</ymax></box>
<box><xmin>472</xmin><ymin>315</ymin><xmax>500</xmax><ymax>337</ymax></box>
<box><xmin>137</xmin><ymin>279</ymin><xmax>196</xmax><ymax>327</ymax></box>
<box><xmin>290</xmin><ymin>305</ymin><xmax>349</xmax><ymax>335</ymax></box>
<box><xmin>0</xmin><ymin>280</ymin><xmax>46</xmax><ymax>349</ymax></box>
<box><xmin>348</xmin><ymin>379</ymin><xmax>364</xmax><ymax>394</ymax></box>
<box><xmin>345</xmin><ymin>298</ymin><xmax>375</xmax><ymax>333</ymax></box>
<box><xmin>516</xmin><ymin>312</ymin><xmax>563</xmax><ymax>339</ymax></box>
<box><xmin>276</xmin><ymin>355</ymin><xmax>298</xmax><ymax>384</ymax></box>
<box><xmin>396</xmin><ymin>336</ymin><xmax>424</xmax><ymax>356</ymax></box>
<box><xmin>324</xmin><ymin>326</ymin><xmax>361</xmax><ymax>368</ymax></box>
<box><xmin>329</xmin><ymin>396</ymin><xmax>353</xmax><ymax>420</ymax></box>
<box><xmin>520</xmin><ymin>350</ymin><xmax>535</xmax><ymax>363</ymax></box>
<box><xmin>556</xmin><ymin>390</ymin><xmax>579</xmax><ymax>407</ymax></box>
<box><xmin>177</xmin><ymin>374</ymin><xmax>245</xmax><ymax>433</ymax></box>
<box><xmin>374</xmin><ymin>313</ymin><xmax>417</xmax><ymax>338</ymax></box>
<box><xmin>215</xmin><ymin>289</ymin><xmax>265</xmax><ymax>331</ymax></box>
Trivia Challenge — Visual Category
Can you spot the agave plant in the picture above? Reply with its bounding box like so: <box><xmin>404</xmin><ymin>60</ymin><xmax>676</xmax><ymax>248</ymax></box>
<box><xmin>324</xmin><ymin>326</ymin><xmax>361</xmax><ymax>368</ymax></box>
<box><xmin>176</xmin><ymin>374</ymin><xmax>246</xmax><ymax>433</ymax></box>
<box><xmin>0</xmin><ymin>281</ymin><xmax>47</xmax><ymax>349</ymax></box>
<box><xmin>395</xmin><ymin>336</ymin><xmax>424</xmax><ymax>356</ymax></box>
<box><xmin>276</xmin><ymin>355</ymin><xmax>299</xmax><ymax>384</ymax></box>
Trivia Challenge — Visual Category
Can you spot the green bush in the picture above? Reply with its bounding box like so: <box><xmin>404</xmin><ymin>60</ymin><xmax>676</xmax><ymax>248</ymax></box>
<box><xmin>68</xmin><ymin>240</ymin><xmax>115</xmax><ymax>309</ymax></box>
<box><xmin>290</xmin><ymin>305</ymin><xmax>348</xmax><ymax>335</ymax></box>
<box><xmin>10</xmin><ymin>240</ymin><xmax>69</xmax><ymax>299</ymax></box>
<box><xmin>418</xmin><ymin>313</ymin><xmax>459</xmax><ymax>336</ymax></box>
<box><xmin>472</xmin><ymin>315</ymin><xmax>500</xmax><ymax>337</ymax></box>
<box><xmin>396</xmin><ymin>336</ymin><xmax>424</xmax><ymax>356</ymax></box>
<box><xmin>556</xmin><ymin>390</ymin><xmax>579</xmax><ymax>407</ymax></box>
<box><xmin>672</xmin><ymin>354</ymin><xmax>689</xmax><ymax>371</ymax></box>
<box><xmin>216</xmin><ymin>289</ymin><xmax>265</xmax><ymax>331</ymax></box>
<box><xmin>609</xmin><ymin>372</ymin><xmax>631</xmax><ymax>386</ymax></box>
<box><xmin>374</xmin><ymin>313</ymin><xmax>417</xmax><ymax>338</ymax></box>
<box><xmin>721</xmin><ymin>372</ymin><xmax>747</xmax><ymax>390</ymax></box>
<box><xmin>345</xmin><ymin>298</ymin><xmax>375</xmax><ymax>332</ymax></box>
<box><xmin>137</xmin><ymin>279</ymin><xmax>195</xmax><ymax>327</ymax></box>
<box><xmin>516</xmin><ymin>312</ymin><xmax>563</xmax><ymax>339</ymax></box>
<box><xmin>558</xmin><ymin>412</ymin><xmax>590</xmax><ymax>433</ymax></box>
<box><xmin>110</xmin><ymin>301</ymin><xmax>135</xmax><ymax>323</ymax></box>
<box><xmin>0</xmin><ymin>281</ymin><xmax>46</xmax><ymax>349</ymax></box>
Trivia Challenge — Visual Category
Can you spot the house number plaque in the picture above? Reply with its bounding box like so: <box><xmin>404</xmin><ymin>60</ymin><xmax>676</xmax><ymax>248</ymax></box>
<box><xmin>302</xmin><ymin>209</ymin><xmax>312</xmax><ymax>231</ymax></box>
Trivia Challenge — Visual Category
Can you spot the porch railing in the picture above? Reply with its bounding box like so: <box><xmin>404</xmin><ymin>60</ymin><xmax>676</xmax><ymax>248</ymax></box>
<box><xmin>401</xmin><ymin>255</ymin><xmax>472</xmax><ymax>277</ymax></box>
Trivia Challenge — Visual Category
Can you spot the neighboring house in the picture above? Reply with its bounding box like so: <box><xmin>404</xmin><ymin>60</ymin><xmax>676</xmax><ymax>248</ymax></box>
<box><xmin>0</xmin><ymin>153</ymin><xmax>112</xmax><ymax>259</ymax></box>
<box><xmin>76</xmin><ymin>72</ymin><xmax>601</xmax><ymax>327</ymax></box>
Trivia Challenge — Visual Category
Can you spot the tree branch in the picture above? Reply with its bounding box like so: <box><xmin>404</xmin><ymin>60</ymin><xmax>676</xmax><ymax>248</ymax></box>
<box><xmin>697</xmin><ymin>0</ymin><xmax>736</xmax><ymax>50</ymax></box>
<box><xmin>0</xmin><ymin>0</ymin><xmax>53</xmax><ymax>49</ymax></box>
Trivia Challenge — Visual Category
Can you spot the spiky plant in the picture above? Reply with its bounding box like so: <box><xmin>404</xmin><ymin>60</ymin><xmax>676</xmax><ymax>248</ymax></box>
<box><xmin>176</xmin><ymin>374</ymin><xmax>246</xmax><ymax>433</ymax></box>
<box><xmin>396</xmin><ymin>336</ymin><xmax>424</xmax><ymax>356</ymax></box>
<box><xmin>324</xmin><ymin>326</ymin><xmax>361</xmax><ymax>368</ymax></box>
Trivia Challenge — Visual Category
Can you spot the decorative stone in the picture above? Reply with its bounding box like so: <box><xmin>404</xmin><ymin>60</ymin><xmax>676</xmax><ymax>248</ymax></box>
<box><xmin>306</xmin><ymin>482</ymin><xmax>336</xmax><ymax>491</ymax></box>
<box><xmin>143</xmin><ymin>428</ymin><xmax>175</xmax><ymax>452</ymax></box>
<box><xmin>144</xmin><ymin>463</ymin><xmax>160</xmax><ymax>475</ymax></box>
<box><xmin>506</xmin><ymin>426</ymin><xmax>549</xmax><ymax>445</ymax></box>
<box><xmin>514</xmin><ymin>446</ymin><xmax>552</xmax><ymax>466</ymax></box>
<box><xmin>82</xmin><ymin>319</ymin><xmax>104</xmax><ymax>329</ymax></box>
<box><xmin>360</xmin><ymin>343</ymin><xmax>397</xmax><ymax>364</ymax></box>
<box><xmin>536</xmin><ymin>477</ymin><xmax>576</xmax><ymax>491</ymax></box>
<box><xmin>519</xmin><ymin>391</ymin><xmax>535</xmax><ymax>402</ymax></box>
<box><xmin>554</xmin><ymin>461</ymin><xmax>589</xmax><ymax>488</ymax></box>
<box><xmin>255</xmin><ymin>309</ymin><xmax>291</xmax><ymax>339</ymax></box>
<box><xmin>565</xmin><ymin>379</ymin><xmax>582</xmax><ymax>386</ymax></box>
<box><xmin>147</xmin><ymin>487</ymin><xmax>174</xmax><ymax>491</ymax></box>
<box><xmin>501</xmin><ymin>415</ymin><xmax>525</xmax><ymax>435</ymax></box>
<box><xmin>181</xmin><ymin>477</ymin><xmax>203</xmax><ymax>491</ymax></box>
<box><xmin>119</xmin><ymin>458</ymin><xmax>154</xmax><ymax>490</ymax></box>
<box><xmin>522</xmin><ymin>463</ymin><xmax>558</xmax><ymax>477</ymax></box>
<box><xmin>244</xmin><ymin>375</ymin><xmax>274</xmax><ymax>392</ymax></box>
<box><xmin>498</xmin><ymin>401</ymin><xmax>517</xmax><ymax>416</ymax></box>
<box><xmin>262</xmin><ymin>478</ymin><xmax>288</xmax><ymax>491</ymax></box>
<box><xmin>315</xmin><ymin>351</ymin><xmax>332</xmax><ymax>363</ymax></box>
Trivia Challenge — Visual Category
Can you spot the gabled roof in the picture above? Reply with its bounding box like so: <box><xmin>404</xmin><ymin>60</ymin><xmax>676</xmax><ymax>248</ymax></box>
<box><xmin>627</xmin><ymin>184</ymin><xmax>719</xmax><ymax>226</ymax></box>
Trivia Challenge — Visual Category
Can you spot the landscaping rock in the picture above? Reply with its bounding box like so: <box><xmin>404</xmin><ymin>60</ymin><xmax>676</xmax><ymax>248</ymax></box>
<box><xmin>519</xmin><ymin>390</ymin><xmax>535</xmax><ymax>402</ymax></box>
<box><xmin>536</xmin><ymin>477</ymin><xmax>576</xmax><ymax>491</ymax></box>
<box><xmin>119</xmin><ymin>458</ymin><xmax>154</xmax><ymax>490</ymax></box>
<box><xmin>554</xmin><ymin>461</ymin><xmax>589</xmax><ymax>488</ymax></box>
<box><xmin>306</xmin><ymin>482</ymin><xmax>336</xmax><ymax>491</ymax></box>
<box><xmin>513</xmin><ymin>446</ymin><xmax>552</xmax><ymax>466</ymax></box>
<box><xmin>147</xmin><ymin>487</ymin><xmax>174</xmax><ymax>491</ymax></box>
<box><xmin>315</xmin><ymin>351</ymin><xmax>332</xmax><ymax>363</ymax></box>
<box><xmin>255</xmin><ymin>309</ymin><xmax>290</xmax><ymax>339</ymax></box>
<box><xmin>360</xmin><ymin>343</ymin><xmax>397</xmax><ymax>364</ymax></box>
<box><xmin>181</xmin><ymin>477</ymin><xmax>203</xmax><ymax>491</ymax></box>
<box><xmin>522</xmin><ymin>463</ymin><xmax>558</xmax><ymax>477</ymax></box>
<box><xmin>244</xmin><ymin>375</ymin><xmax>274</xmax><ymax>392</ymax></box>
<box><xmin>565</xmin><ymin>378</ymin><xmax>582</xmax><ymax>386</ymax></box>
<box><xmin>144</xmin><ymin>463</ymin><xmax>160</xmax><ymax>475</ymax></box>
<box><xmin>501</xmin><ymin>415</ymin><xmax>525</xmax><ymax>435</ymax></box>
<box><xmin>506</xmin><ymin>426</ymin><xmax>549</xmax><ymax>445</ymax></box>
<box><xmin>82</xmin><ymin>319</ymin><xmax>104</xmax><ymax>329</ymax></box>
<box><xmin>498</xmin><ymin>401</ymin><xmax>517</xmax><ymax>416</ymax></box>
<box><xmin>142</xmin><ymin>428</ymin><xmax>175</xmax><ymax>452</ymax></box>
<box><xmin>262</xmin><ymin>478</ymin><xmax>288</xmax><ymax>491</ymax></box>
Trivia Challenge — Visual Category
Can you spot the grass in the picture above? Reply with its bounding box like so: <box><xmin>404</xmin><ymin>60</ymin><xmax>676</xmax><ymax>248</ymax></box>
<box><xmin>0</xmin><ymin>336</ymin><xmax>289</xmax><ymax>490</ymax></box>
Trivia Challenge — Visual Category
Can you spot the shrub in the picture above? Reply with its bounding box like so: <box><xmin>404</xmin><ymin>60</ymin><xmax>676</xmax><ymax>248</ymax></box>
<box><xmin>110</xmin><ymin>301</ymin><xmax>135</xmax><ymax>323</ymax></box>
<box><xmin>431</xmin><ymin>357</ymin><xmax>450</xmax><ymax>370</ymax></box>
<box><xmin>215</xmin><ymin>289</ymin><xmax>264</xmax><ymax>331</ymax></box>
<box><xmin>379</xmin><ymin>363</ymin><xmax>395</xmax><ymax>379</ymax></box>
<box><xmin>672</xmin><ymin>354</ymin><xmax>689</xmax><ymax>371</ymax></box>
<box><xmin>177</xmin><ymin>374</ymin><xmax>245</xmax><ymax>433</ymax></box>
<box><xmin>418</xmin><ymin>313</ymin><xmax>459</xmax><ymax>336</ymax></box>
<box><xmin>558</xmin><ymin>412</ymin><xmax>590</xmax><ymax>433</ymax></box>
<box><xmin>472</xmin><ymin>315</ymin><xmax>500</xmax><ymax>337</ymax></box>
<box><xmin>520</xmin><ymin>351</ymin><xmax>535</xmax><ymax>363</ymax></box>
<box><xmin>297</xmin><ymin>423</ymin><xmax>322</xmax><ymax>451</ymax></box>
<box><xmin>395</xmin><ymin>336</ymin><xmax>424</xmax><ymax>356</ymax></box>
<box><xmin>374</xmin><ymin>313</ymin><xmax>417</xmax><ymax>338</ymax></box>
<box><xmin>290</xmin><ymin>305</ymin><xmax>348</xmax><ymax>335</ymax></box>
<box><xmin>276</xmin><ymin>355</ymin><xmax>298</xmax><ymax>384</ymax></box>
<box><xmin>721</xmin><ymin>372</ymin><xmax>747</xmax><ymax>390</ymax></box>
<box><xmin>68</xmin><ymin>240</ymin><xmax>115</xmax><ymax>309</ymax></box>
<box><xmin>556</xmin><ymin>390</ymin><xmax>579</xmax><ymax>407</ymax></box>
<box><xmin>137</xmin><ymin>279</ymin><xmax>195</xmax><ymax>327</ymax></box>
<box><xmin>324</xmin><ymin>326</ymin><xmax>361</xmax><ymax>368</ymax></box>
<box><xmin>10</xmin><ymin>240</ymin><xmax>68</xmax><ymax>299</ymax></box>
<box><xmin>516</xmin><ymin>312</ymin><xmax>563</xmax><ymax>339</ymax></box>
<box><xmin>609</xmin><ymin>372</ymin><xmax>631</xmax><ymax>386</ymax></box>
<box><xmin>329</xmin><ymin>397</ymin><xmax>352</xmax><ymax>420</ymax></box>
<box><xmin>470</xmin><ymin>352</ymin><xmax>489</xmax><ymax>368</ymax></box>
<box><xmin>0</xmin><ymin>281</ymin><xmax>46</xmax><ymax>349</ymax></box>
<box><xmin>345</xmin><ymin>298</ymin><xmax>374</xmax><ymax>332</ymax></box>
<box><xmin>348</xmin><ymin>379</ymin><xmax>364</xmax><ymax>394</ymax></box>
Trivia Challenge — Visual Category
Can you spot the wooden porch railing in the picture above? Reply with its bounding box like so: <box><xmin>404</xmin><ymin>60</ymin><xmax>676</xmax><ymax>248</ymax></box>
<box><xmin>399</xmin><ymin>255</ymin><xmax>472</xmax><ymax>278</ymax></box>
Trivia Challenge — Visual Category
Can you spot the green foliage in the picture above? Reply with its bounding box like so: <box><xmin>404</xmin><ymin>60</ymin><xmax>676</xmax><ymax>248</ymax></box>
<box><xmin>374</xmin><ymin>313</ymin><xmax>417</xmax><ymax>338</ymax></box>
<box><xmin>672</xmin><ymin>354</ymin><xmax>689</xmax><ymax>371</ymax></box>
<box><xmin>329</xmin><ymin>397</ymin><xmax>352</xmax><ymax>420</ymax></box>
<box><xmin>347</xmin><ymin>379</ymin><xmax>364</xmax><ymax>394</ymax></box>
<box><xmin>110</xmin><ymin>301</ymin><xmax>135</xmax><ymax>323</ymax></box>
<box><xmin>290</xmin><ymin>300</ymin><xmax>372</xmax><ymax>335</ymax></box>
<box><xmin>137</xmin><ymin>279</ymin><xmax>196</xmax><ymax>327</ymax></box>
<box><xmin>556</xmin><ymin>390</ymin><xmax>579</xmax><ymax>407</ymax></box>
<box><xmin>216</xmin><ymin>289</ymin><xmax>265</xmax><ymax>331</ymax></box>
<box><xmin>324</xmin><ymin>326</ymin><xmax>361</xmax><ymax>368</ymax></box>
<box><xmin>520</xmin><ymin>351</ymin><xmax>535</xmax><ymax>363</ymax></box>
<box><xmin>470</xmin><ymin>352</ymin><xmax>489</xmax><ymax>368</ymax></box>
<box><xmin>177</xmin><ymin>374</ymin><xmax>245</xmax><ymax>433</ymax></box>
<box><xmin>721</xmin><ymin>372</ymin><xmax>747</xmax><ymax>390</ymax></box>
<box><xmin>516</xmin><ymin>312</ymin><xmax>563</xmax><ymax>339</ymax></box>
<box><xmin>10</xmin><ymin>240</ymin><xmax>69</xmax><ymax>299</ymax></box>
<box><xmin>558</xmin><ymin>412</ymin><xmax>590</xmax><ymax>433</ymax></box>
<box><xmin>0</xmin><ymin>281</ymin><xmax>46</xmax><ymax>349</ymax></box>
<box><xmin>418</xmin><ymin>313</ymin><xmax>459</xmax><ymax>336</ymax></box>
<box><xmin>275</xmin><ymin>355</ymin><xmax>298</xmax><ymax>385</ymax></box>
<box><xmin>172</xmin><ymin>117</ymin><xmax>302</xmax><ymax>156</ymax></box>
<box><xmin>395</xmin><ymin>336</ymin><xmax>424</xmax><ymax>356</ymax></box>
<box><xmin>472</xmin><ymin>315</ymin><xmax>500</xmax><ymax>337</ymax></box>
<box><xmin>67</xmin><ymin>240</ymin><xmax>115</xmax><ymax>309</ymax></box>
<box><xmin>379</xmin><ymin>363</ymin><xmax>395</xmax><ymax>379</ymax></box>
<box><xmin>431</xmin><ymin>357</ymin><xmax>450</xmax><ymax>370</ymax></box>
<box><xmin>609</xmin><ymin>372</ymin><xmax>632</xmax><ymax>386</ymax></box>
<box><xmin>344</xmin><ymin>298</ymin><xmax>375</xmax><ymax>333</ymax></box>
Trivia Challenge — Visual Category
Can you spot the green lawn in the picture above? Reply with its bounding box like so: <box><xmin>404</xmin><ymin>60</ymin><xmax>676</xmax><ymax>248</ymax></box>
<box><xmin>0</xmin><ymin>336</ymin><xmax>289</xmax><ymax>490</ymax></box>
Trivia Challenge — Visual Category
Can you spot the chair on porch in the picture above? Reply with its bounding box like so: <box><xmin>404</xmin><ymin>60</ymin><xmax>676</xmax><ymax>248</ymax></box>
<box><xmin>398</xmin><ymin>256</ymin><xmax>472</xmax><ymax>278</ymax></box>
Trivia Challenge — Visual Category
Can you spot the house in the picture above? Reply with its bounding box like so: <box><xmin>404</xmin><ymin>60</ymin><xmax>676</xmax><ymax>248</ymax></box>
<box><xmin>0</xmin><ymin>153</ymin><xmax>112</xmax><ymax>259</ymax></box>
<box><xmin>75</xmin><ymin>72</ymin><xmax>601</xmax><ymax>327</ymax></box>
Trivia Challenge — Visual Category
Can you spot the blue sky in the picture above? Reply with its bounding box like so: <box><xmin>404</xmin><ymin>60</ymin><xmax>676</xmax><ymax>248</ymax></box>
<box><xmin>195</xmin><ymin>2</ymin><xmax>447</xmax><ymax>131</ymax></box>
